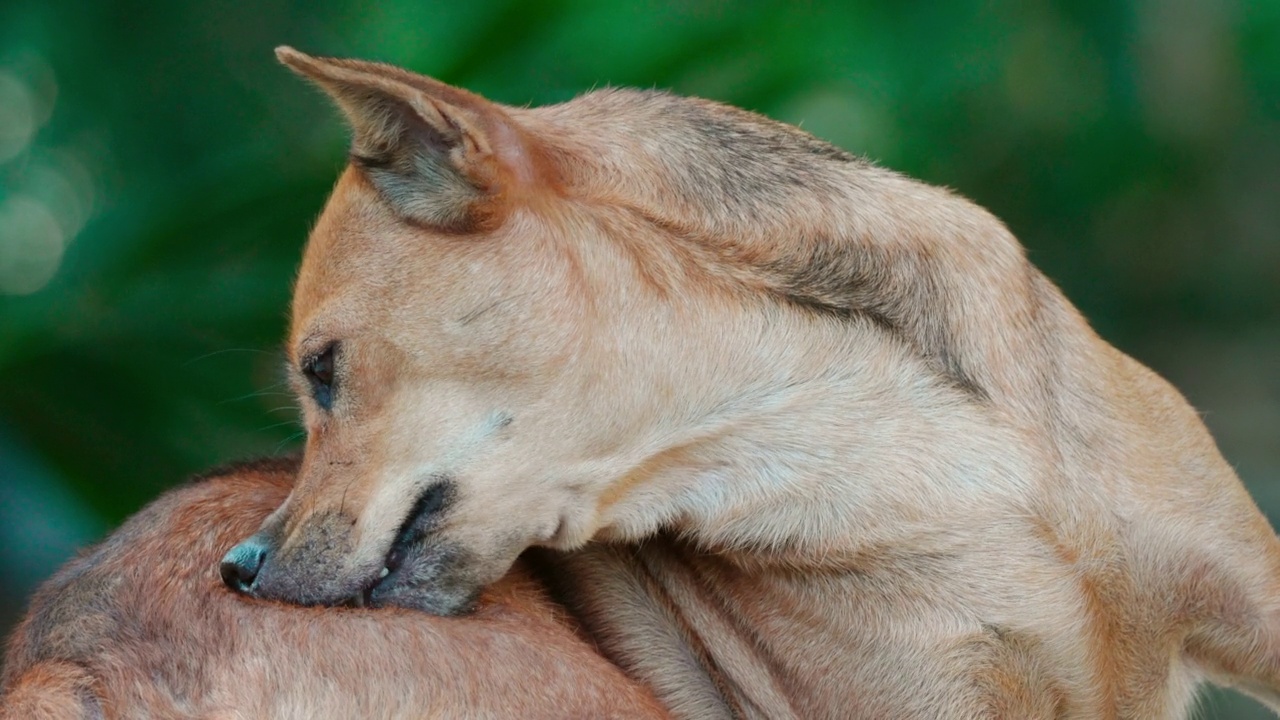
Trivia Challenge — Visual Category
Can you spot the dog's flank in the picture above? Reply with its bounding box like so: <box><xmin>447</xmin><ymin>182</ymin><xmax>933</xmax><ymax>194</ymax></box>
<box><xmin>0</xmin><ymin>459</ymin><xmax>669</xmax><ymax>719</ymax></box>
<box><xmin>215</xmin><ymin>48</ymin><xmax>1280</xmax><ymax>718</ymax></box>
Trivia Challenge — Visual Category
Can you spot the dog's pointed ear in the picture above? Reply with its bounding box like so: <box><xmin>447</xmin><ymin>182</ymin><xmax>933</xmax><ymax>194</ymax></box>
<box><xmin>275</xmin><ymin>46</ymin><xmax>535</xmax><ymax>230</ymax></box>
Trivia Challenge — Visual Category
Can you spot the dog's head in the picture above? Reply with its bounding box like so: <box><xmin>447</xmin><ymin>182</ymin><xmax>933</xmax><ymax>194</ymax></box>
<box><xmin>220</xmin><ymin>47</ymin><xmax>914</xmax><ymax>614</ymax></box>
<box><xmin>219</xmin><ymin>49</ymin><xmax>599</xmax><ymax>615</ymax></box>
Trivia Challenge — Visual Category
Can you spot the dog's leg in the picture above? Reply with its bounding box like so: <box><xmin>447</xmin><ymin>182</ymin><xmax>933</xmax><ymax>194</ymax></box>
<box><xmin>530</xmin><ymin>544</ymin><xmax>741</xmax><ymax>720</ymax></box>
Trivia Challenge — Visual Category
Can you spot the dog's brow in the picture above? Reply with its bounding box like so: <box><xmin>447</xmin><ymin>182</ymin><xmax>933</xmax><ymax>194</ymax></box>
<box><xmin>295</xmin><ymin>332</ymin><xmax>335</xmax><ymax>365</ymax></box>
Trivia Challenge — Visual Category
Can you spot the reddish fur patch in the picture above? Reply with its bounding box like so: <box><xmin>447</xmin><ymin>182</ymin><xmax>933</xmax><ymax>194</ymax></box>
<box><xmin>1</xmin><ymin>462</ymin><xmax>670</xmax><ymax>719</ymax></box>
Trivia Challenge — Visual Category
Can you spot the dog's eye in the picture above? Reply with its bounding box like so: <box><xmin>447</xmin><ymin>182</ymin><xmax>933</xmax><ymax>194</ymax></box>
<box><xmin>303</xmin><ymin>344</ymin><xmax>337</xmax><ymax>409</ymax></box>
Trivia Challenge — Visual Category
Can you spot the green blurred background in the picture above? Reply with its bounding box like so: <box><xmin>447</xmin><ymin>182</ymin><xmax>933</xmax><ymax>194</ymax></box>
<box><xmin>0</xmin><ymin>0</ymin><xmax>1276</xmax><ymax>715</ymax></box>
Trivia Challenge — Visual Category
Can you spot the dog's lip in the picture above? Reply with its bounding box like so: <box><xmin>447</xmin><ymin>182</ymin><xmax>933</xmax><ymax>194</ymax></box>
<box><xmin>344</xmin><ymin>564</ymin><xmax>392</xmax><ymax>609</ymax></box>
<box><xmin>345</xmin><ymin>536</ymin><xmax>409</xmax><ymax>608</ymax></box>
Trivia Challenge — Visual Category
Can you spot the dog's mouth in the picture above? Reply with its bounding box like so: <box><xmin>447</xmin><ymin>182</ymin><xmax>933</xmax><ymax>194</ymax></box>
<box><xmin>344</xmin><ymin>537</ymin><xmax>480</xmax><ymax>616</ymax></box>
<box><xmin>342</xmin><ymin>541</ymin><xmax>404</xmax><ymax>608</ymax></box>
<box><xmin>345</xmin><ymin>481</ymin><xmax>450</xmax><ymax>608</ymax></box>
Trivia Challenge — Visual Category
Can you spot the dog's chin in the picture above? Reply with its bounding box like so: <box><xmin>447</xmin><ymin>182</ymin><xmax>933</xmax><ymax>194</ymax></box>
<box><xmin>349</xmin><ymin>541</ymin><xmax>481</xmax><ymax>616</ymax></box>
<box><xmin>367</xmin><ymin>574</ymin><xmax>481</xmax><ymax>616</ymax></box>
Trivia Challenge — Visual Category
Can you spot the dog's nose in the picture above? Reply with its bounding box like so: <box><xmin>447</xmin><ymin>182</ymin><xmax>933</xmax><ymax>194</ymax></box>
<box><xmin>220</xmin><ymin>537</ymin><xmax>270</xmax><ymax>593</ymax></box>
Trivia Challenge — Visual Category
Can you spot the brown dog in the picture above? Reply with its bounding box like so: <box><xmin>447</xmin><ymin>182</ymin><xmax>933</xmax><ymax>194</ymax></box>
<box><xmin>0</xmin><ymin>458</ymin><xmax>669</xmax><ymax>719</ymax></box>
<box><xmin>217</xmin><ymin>48</ymin><xmax>1280</xmax><ymax>718</ymax></box>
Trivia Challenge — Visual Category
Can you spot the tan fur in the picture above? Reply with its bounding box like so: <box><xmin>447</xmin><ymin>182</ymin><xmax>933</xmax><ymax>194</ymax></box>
<box><xmin>0</xmin><ymin>459</ymin><xmax>669</xmax><ymax>719</ymax></box>
<box><xmin>222</xmin><ymin>47</ymin><xmax>1280</xmax><ymax>718</ymax></box>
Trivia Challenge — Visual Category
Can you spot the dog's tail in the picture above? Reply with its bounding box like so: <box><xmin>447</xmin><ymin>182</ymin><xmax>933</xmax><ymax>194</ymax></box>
<box><xmin>0</xmin><ymin>661</ymin><xmax>101</xmax><ymax>720</ymax></box>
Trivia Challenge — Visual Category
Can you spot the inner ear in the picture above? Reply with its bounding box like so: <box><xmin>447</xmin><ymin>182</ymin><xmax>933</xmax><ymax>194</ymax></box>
<box><xmin>276</xmin><ymin>46</ymin><xmax>531</xmax><ymax>231</ymax></box>
<box><xmin>348</xmin><ymin>92</ymin><xmax>494</xmax><ymax>231</ymax></box>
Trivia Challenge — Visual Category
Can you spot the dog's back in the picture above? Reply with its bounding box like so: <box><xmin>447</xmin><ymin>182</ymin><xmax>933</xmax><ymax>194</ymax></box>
<box><xmin>0</xmin><ymin>457</ymin><xmax>668</xmax><ymax>719</ymax></box>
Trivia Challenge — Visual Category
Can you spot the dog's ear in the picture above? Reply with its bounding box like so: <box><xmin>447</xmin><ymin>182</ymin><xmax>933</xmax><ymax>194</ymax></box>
<box><xmin>275</xmin><ymin>46</ymin><xmax>537</xmax><ymax>231</ymax></box>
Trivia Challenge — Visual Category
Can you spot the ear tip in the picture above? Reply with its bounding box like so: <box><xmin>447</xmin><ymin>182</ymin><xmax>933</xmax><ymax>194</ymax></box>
<box><xmin>274</xmin><ymin>45</ymin><xmax>311</xmax><ymax>69</ymax></box>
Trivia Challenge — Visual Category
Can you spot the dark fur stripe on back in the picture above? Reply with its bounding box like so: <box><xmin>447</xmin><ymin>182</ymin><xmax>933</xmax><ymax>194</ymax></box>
<box><xmin>572</xmin><ymin>90</ymin><xmax>991</xmax><ymax>399</ymax></box>
<box><xmin>763</xmin><ymin>239</ymin><xmax>988</xmax><ymax>399</ymax></box>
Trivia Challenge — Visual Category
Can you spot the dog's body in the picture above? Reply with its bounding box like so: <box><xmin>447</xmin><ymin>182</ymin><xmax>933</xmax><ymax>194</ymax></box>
<box><xmin>0</xmin><ymin>459</ymin><xmax>669</xmax><ymax>719</ymax></box>
<box><xmin>193</xmin><ymin>48</ymin><xmax>1280</xmax><ymax>718</ymax></box>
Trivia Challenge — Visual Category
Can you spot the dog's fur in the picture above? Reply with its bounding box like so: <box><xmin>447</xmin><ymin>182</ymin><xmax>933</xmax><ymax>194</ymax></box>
<box><xmin>220</xmin><ymin>48</ymin><xmax>1280</xmax><ymax>718</ymax></box>
<box><xmin>0</xmin><ymin>458</ymin><xmax>669</xmax><ymax>719</ymax></box>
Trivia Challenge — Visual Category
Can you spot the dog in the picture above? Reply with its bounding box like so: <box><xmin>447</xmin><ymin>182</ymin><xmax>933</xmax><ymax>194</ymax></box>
<box><xmin>216</xmin><ymin>47</ymin><xmax>1280</xmax><ymax>718</ymax></box>
<box><xmin>0</xmin><ymin>457</ymin><xmax>669</xmax><ymax>719</ymax></box>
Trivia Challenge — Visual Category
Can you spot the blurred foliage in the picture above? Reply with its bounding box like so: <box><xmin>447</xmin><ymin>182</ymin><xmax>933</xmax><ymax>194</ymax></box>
<box><xmin>0</xmin><ymin>0</ymin><xmax>1276</xmax><ymax>715</ymax></box>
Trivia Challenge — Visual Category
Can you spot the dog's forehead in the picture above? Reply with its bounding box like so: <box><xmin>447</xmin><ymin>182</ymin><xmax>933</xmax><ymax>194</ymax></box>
<box><xmin>289</xmin><ymin>168</ymin><xmax>419</xmax><ymax>346</ymax></box>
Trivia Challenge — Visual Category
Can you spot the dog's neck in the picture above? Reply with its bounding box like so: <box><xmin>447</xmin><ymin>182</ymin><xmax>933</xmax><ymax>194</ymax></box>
<box><xmin>591</xmin><ymin>303</ymin><xmax>1044</xmax><ymax>561</ymax></box>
